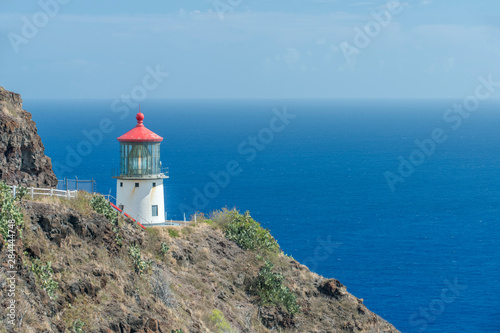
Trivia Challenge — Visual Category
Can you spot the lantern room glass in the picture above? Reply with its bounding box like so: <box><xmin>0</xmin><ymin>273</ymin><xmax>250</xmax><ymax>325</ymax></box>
<box><xmin>120</xmin><ymin>142</ymin><xmax>161</xmax><ymax>176</ymax></box>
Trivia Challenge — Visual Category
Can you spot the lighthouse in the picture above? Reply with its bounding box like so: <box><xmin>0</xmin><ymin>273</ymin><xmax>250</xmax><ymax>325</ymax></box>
<box><xmin>114</xmin><ymin>111</ymin><xmax>167</xmax><ymax>225</ymax></box>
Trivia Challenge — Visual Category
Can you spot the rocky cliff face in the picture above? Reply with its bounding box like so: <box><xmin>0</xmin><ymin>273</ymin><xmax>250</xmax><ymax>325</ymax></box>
<box><xmin>0</xmin><ymin>196</ymin><xmax>401</xmax><ymax>333</ymax></box>
<box><xmin>0</xmin><ymin>86</ymin><xmax>57</xmax><ymax>187</ymax></box>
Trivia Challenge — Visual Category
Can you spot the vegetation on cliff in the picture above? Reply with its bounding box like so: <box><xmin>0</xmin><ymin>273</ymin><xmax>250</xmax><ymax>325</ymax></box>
<box><xmin>0</xmin><ymin>182</ymin><xmax>24</xmax><ymax>241</ymax></box>
<box><xmin>0</xmin><ymin>184</ymin><xmax>399</xmax><ymax>333</ymax></box>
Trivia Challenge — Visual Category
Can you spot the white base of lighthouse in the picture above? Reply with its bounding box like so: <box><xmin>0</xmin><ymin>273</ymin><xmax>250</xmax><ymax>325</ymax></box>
<box><xmin>115</xmin><ymin>178</ymin><xmax>165</xmax><ymax>225</ymax></box>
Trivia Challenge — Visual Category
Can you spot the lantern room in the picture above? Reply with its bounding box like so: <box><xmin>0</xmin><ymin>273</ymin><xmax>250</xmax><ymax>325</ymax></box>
<box><xmin>119</xmin><ymin>142</ymin><xmax>161</xmax><ymax>177</ymax></box>
<box><xmin>117</xmin><ymin>112</ymin><xmax>163</xmax><ymax>177</ymax></box>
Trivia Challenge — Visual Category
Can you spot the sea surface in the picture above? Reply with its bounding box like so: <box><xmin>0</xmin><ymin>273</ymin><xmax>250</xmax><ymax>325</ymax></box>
<box><xmin>25</xmin><ymin>98</ymin><xmax>500</xmax><ymax>333</ymax></box>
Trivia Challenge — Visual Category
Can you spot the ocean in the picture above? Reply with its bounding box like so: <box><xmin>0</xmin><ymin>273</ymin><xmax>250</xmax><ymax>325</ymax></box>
<box><xmin>26</xmin><ymin>98</ymin><xmax>500</xmax><ymax>332</ymax></box>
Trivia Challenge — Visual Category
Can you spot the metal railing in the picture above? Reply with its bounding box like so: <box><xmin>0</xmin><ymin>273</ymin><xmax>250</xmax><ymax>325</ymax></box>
<box><xmin>57</xmin><ymin>177</ymin><xmax>96</xmax><ymax>193</ymax></box>
<box><xmin>111</xmin><ymin>167</ymin><xmax>169</xmax><ymax>178</ymax></box>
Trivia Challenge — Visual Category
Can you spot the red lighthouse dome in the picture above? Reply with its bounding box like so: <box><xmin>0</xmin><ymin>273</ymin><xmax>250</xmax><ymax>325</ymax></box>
<box><xmin>117</xmin><ymin>112</ymin><xmax>163</xmax><ymax>143</ymax></box>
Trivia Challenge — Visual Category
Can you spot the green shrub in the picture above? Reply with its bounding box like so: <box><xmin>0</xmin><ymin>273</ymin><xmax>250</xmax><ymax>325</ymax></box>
<box><xmin>30</xmin><ymin>259</ymin><xmax>59</xmax><ymax>299</ymax></box>
<box><xmin>210</xmin><ymin>309</ymin><xmax>236</xmax><ymax>333</ymax></box>
<box><xmin>90</xmin><ymin>194</ymin><xmax>118</xmax><ymax>224</ymax></box>
<box><xmin>115</xmin><ymin>235</ymin><xmax>123</xmax><ymax>247</ymax></box>
<box><xmin>128</xmin><ymin>245</ymin><xmax>152</xmax><ymax>275</ymax></box>
<box><xmin>249</xmin><ymin>261</ymin><xmax>300</xmax><ymax>315</ymax></box>
<box><xmin>15</xmin><ymin>186</ymin><xmax>29</xmax><ymax>201</ymax></box>
<box><xmin>0</xmin><ymin>182</ymin><xmax>24</xmax><ymax>242</ymax></box>
<box><xmin>168</xmin><ymin>228</ymin><xmax>180</xmax><ymax>238</ymax></box>
<box><xmin>72</xmin><ymin>319</ymin><xmax>85</xmax><ymax>333</ymax></box>
<box><xmin>160</xmin><ymin>242</ymin><xmax>169</xmax><ymax>255</ymax></box>
<box><xmin>212</xmin><ymin>209</ymin><xmax>279</xmax><ymax>253</ymax></box>
<box><xmin>171</xmin><ymin>330</ymin><xmax>184</xmax><ymax>333</ymax></box>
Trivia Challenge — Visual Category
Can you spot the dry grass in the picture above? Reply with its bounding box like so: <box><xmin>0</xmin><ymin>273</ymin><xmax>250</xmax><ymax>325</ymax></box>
<box><xmin>60</xmin><ymin>295</ymin><xmax>105</xmax><ymax>331</ymax></box>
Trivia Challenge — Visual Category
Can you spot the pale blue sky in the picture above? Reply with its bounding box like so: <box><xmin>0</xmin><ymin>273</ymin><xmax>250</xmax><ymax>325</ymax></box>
<box><xmin>1</xmin><ymin>0</ymin><xmax>499</xmax><ymax>99</ymax></box>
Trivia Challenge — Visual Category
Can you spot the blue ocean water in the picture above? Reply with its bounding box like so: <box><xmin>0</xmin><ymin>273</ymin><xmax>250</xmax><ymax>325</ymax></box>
<box><xmin>25</xmin><ymin>98</ymin><xmax>500</xmax><ymax>332</ymax></box>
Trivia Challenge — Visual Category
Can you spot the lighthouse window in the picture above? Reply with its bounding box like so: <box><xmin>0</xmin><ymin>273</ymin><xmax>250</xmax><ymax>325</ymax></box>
<box><xmin>152</xmin><ymin>205</ymin><xmax>158</xmax><ymax>217</ymax></box>
<box><xmin>119</xmin><ymin>142</ymin><xmax>161</xmax><ymax>177</ymax></box>
<box><xmin>120</xmin><ymin>182</ymin><xmax>123</xmax><ymax>187</ymax></box>
<box><xmin>152</xmin><ymin>182</ymin><xmax>156</xmax><ymax>187</ymax></box>
<box><xmin>135</xmin><ymin>183</ymin><xmax>139</xmax><ymax>188</ymax></box>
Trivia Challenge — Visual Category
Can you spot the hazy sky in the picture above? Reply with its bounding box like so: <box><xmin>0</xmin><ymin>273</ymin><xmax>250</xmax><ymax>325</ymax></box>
<box><xmin>1</xmin><ymin>0</ymin><xmax>499</xmax><ymax>99</ymax></box>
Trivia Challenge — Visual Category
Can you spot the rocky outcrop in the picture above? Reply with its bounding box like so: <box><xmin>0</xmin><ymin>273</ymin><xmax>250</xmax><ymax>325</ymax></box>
<box><xmin>0</xmin><ymin>86</ymin><xmax>57</xmax><ymax>187</ymax></box>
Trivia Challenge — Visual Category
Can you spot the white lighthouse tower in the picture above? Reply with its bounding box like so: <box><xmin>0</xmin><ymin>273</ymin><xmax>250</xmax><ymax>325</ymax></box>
<box><xmin>114</xmin><ymin>111</ymin><xmax>168</xmax><ymax>225</ymax></box>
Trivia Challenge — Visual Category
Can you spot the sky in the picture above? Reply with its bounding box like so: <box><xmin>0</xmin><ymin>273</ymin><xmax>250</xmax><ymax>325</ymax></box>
<box><xmin>1</xmin><ymin>0</ymin><xmax>500</xmax><ymax>99</ymax></box>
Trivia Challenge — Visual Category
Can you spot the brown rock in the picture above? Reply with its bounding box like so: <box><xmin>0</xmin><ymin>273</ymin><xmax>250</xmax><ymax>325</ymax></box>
<box><xmin>100</xmin><ymin>329</ymin><xmax>116</xmax><ymax>333</ymax></box>
<box><xmin>0</xmin><ymin>86</ymin><xmax>57</xmax><ymax>187</ymax></box>
<box><xmin>146</xmin><ymin>318</ymin><xmax>159</xmax><ymax>332</ymax></box>
<box><xmin>318</xmin><ymin>279</ymin><xmax>346</xmax><ymax>299</ymax></box>
<box><xmin>127</xmin><ymin>313</ymin><xmax>145</xmax><ymax>331</ymax></box>
<box><xmin>54</xmin><ymin>319</ymin><xmax>66</xmax><ymax>332</ymax></box>
<box><xmin>25</xmin><ymin>244</ymin><xmax>42</xmax><ymax>258</ymax></box>
<box><xmin>259</xmin><ymin>306</ymin><xmax>295</xmax><ymax>329</ymax></box>
<box><xmin>119</xmin><ymin>322</ymin><xmax>131</xmax><ymax>333</ymax></box>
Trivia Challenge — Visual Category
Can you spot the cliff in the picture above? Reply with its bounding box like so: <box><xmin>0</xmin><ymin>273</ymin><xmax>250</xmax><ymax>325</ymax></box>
<box><xmin>0</xmin><ymin>86</ymin><xmax>57</xmax><ymax>187</ymax></box>
<box><xmin>0</xmin><ymin>193</ymin><xmax>400</xmax><ymax>333</ymax></box>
